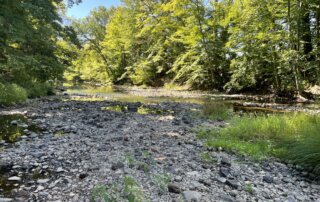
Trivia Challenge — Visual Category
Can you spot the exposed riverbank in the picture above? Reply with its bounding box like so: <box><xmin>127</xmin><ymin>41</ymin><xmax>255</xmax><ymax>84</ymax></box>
<box><xmin>0</xmin><ymin>90</ymin><xmax>320</xmax><ymax>201</ymax></box>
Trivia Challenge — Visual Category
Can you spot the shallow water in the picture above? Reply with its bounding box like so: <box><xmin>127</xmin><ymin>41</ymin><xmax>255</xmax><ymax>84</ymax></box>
<box><xmin>101</xmin><ymin>105</ymin><xmax>174</xmax><ymax>115</ymax></box>
<box><xmin>66</xmin><ymin>85</ymin><xmax>320</xmax><ymax>115</ymax></box>
<box><xmin>0</xmin><ymin>114</ymin><xmax>42</xmax><ymax>143</ymax></box>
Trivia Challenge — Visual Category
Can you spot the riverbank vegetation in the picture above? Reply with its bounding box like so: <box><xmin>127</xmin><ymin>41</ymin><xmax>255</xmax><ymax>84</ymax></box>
<box><xmin>1</xmin><ymin>0</ymin><xmax>320</xmax><ymax>105</ymax></box>
<box><xmin>199</xmin><ymin>113</ymin><xmax>320</xmax><ymax>174</ymax></box>
<box><xmin>67</xmin><ymin>0</ymin><xmax>320</xmax><ymax>98</ymax></box>
<box><xmin>0</xmin><ymin>0</ymin><xmax>80</xmax><ymax>105</ymax></box>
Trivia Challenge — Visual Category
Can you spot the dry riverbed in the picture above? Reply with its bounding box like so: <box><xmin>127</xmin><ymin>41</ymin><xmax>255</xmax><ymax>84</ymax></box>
<box><xmin>0</xmin><ymin>95</ymin><xmax>319</xmax><ymax>202</ymax></box>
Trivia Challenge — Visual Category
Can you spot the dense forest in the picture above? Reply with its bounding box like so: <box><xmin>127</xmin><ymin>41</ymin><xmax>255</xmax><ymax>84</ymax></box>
<box><xmin>67</xmin><ymin>0</ymin><xmax>320</xmax><ymax>95</ymax></box>
<box><xmin>1</xmin><ymin>0</ymin><xmax>320</xmax><ymax>105</ymax></box>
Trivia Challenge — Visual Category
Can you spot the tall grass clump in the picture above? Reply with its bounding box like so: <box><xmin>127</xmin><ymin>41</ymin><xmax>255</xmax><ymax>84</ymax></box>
<box><xmin>0</xmin><ymin>82</ymin><xmax>27</xmax><ymax>106</ymax></box>
<box><xmin>202</xmin><ymin>101</ymin><xmax>232</xmax><ymax>121</ymax></box>
<box><xmin>203</xmin><ymin>113</ymin><xmax>320</xmax><ymax>174</ymax></box>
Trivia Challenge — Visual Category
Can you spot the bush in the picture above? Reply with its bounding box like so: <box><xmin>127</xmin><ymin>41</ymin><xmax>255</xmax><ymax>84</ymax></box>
<box><xmin>26</xmin><ymin>82</ymin><xmax>54</xmax><ymax>98</ymax></box>
<box><xmin>202</xmin><ymin>113</ymin><xmax>320</xmax><ymax>174</ymax></box>
<box><xmin>0</xmin><ymin>83</ymin><xmax>28</xmax><ymax>106</ymax></box>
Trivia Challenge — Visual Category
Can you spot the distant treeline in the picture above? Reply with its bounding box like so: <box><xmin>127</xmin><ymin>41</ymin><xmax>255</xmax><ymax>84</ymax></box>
<box><xmin>67</xmin><ymin>0</ymin><xmax>320</xmax><ymax>95</ymax></box>
<box><xmin>1</xmin><ymin>1</ymin><xmax>320</xmax><ymax>105</ymax></box>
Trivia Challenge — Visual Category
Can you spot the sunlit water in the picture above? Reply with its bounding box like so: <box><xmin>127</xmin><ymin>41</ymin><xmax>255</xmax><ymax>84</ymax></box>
<box><xmin>66</xmin><ymin>85</ymin><xmax>320</xmax><ymax>115</ymax></box>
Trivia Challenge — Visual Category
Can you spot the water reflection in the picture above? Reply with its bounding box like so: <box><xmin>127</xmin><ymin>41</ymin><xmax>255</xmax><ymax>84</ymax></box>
<box><xmin>0</xmin><ymin>114</ymin><xmax>42</xmax><ymax>143</ymax></box>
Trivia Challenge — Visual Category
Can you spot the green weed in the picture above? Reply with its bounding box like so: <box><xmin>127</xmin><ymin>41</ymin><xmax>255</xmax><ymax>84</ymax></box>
<box><xmin>151</xmin><ymin>174</ymin><xmax>171</xmax><ymax>194</ymax></box>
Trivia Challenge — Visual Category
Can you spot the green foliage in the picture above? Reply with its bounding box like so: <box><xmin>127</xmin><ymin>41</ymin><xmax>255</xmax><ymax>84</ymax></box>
<box><xmin>200</xmin><ymin>152</ymin><xmax>217</xmax><ymax>164</ymax></box>
<box><xmin>26</xmin><ymin>82</ymin><xmax>55</xmax><ymax>98</ymax></box>
<box><xmin>202</xmin><ymin>101</ymin><xmax>232</xmax><ymax>121</ymax></box>
<box><xmin>244</xmin><ymin>183</ymin><xmax>254</xmax><ymax>194</ymax></box>
<box><xmin>91</xmin><ymin>176</ymin><xmax>145</xmax><ymax>202</ymax></box>
<box><xmin>202</xmin><ymin>113</ymin><xmax>320</xmax><ymax>173</ymax></box>
<box><xmin>91</xmin><ymin>184</ymin><xmax>119</xmax><ymax>202</ymax></box>
<box><xmin>151</xmin><ymin>174</ymin><xmax>171</xmax><ymax>194</ymax></box>
<box><xmin>0</xmin><ymin>83</ymin><xmax>27</xmax><ymax>106</ymax></box>
<box><xmin>67</xmin><ymin>0</ymin><xmax>320</xmax><ymax>94</ymax></box>
<box><xmin>0</xmin><ymin>0</ymin><xmax>79</xmax><ymax>104</ymax></box>
<box><xmin>124</xmin><ymin>176</ymin><xmax>145</xmax><ymax>202</ymax></box>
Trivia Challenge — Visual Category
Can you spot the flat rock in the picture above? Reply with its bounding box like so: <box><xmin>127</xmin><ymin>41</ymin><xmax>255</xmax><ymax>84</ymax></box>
<box><xmin>182</xmin><ymin>191</ymin><xmax>202</xmax><ymax>202</ymax></box>
<box><xmin>8</xmin><ymin>176</ymin><xmax>21</xmax><ymax>181</ymax></box>
<box><xmin>0</xmin><ymin>198</ymin><xmax>13</xmax><ymax>202</ymax></box>
<box><xmin>37</xmin><ymin>179</ymin><xmax>50</xmax><ymax>184</ymax></box>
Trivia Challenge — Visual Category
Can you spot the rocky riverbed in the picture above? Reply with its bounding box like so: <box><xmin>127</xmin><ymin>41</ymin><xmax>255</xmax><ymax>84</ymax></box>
<box><xmin>0</xmin><ymin>95</ymin><xmax>320</xmax><ymax>202</ymax></box>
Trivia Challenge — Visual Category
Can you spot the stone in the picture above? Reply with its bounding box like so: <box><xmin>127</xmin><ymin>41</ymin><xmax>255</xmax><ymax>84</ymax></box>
<box><xmin>263</xmin><ymin>175</ymin><xmax>273</xmax><ymax>183</ymax></box>
<box><xmin>79</xmin><ymin>173</ymin><xmax>88</xmax><ymax>179</ymax></box>
<box><xmin>0</xmin><ymin>198</ymin><xmax>13</xmax><ymax>202</ymax></box>
<box><xmin>56</xmin><ymin>167</ymin><xmax>64</xmax><ymax>173</ymax></box>
<box><xmin>35</xmin><ymin>185</ymin><xmax>45</xmax><ymax>192</ymax></box>
<box><xmin>220</xmin><ymin>157</ymin><xmax>231</xmax><ymax>167</ymax></box>
<box><xmin>216</xmin><ymin>177</ymin><xmax>227</xmax><ymax>183</ymax></box>
<box><xmin>10</xmin><ymin>120</ymin><xmax>18</xmax><ymax>125</ymax></box>
<box><xmin>37</xmin><ymin>179</ymin><xmax>50</xmax><ymax>184</ymax></box>
<box><xmin>8</xmin><ymin>176</ymin><xmax>21</xmax><ymax>181</ymax></box>
<box><xmin>168</xmin><ymin>183</ymin><xmax>181</xmax><ymax>194</ymax></box>
<box><xmin>220</xmin><ymin>167</ymin><xmax>231</xmax><ymax>178</ymax></box>
<box><xmin>0</xmin><ymin>161</ymin><xmax>13</xmax><ymax>172</ymax></box>
<box><xmin>198</xmin><ymin>179</ymin><xmax>211</xmax><ymax>187</ymax></box>
<box><xmin>286</xmin><ymin>195</ymin><xmax>296</xmax><ymax>202</ymax></box>
<box><xmin>226</xmin><ymin>180</ymin><xmax>240</xmax><ymax>189</ymax></box>
<box><xmin>182</xmin><ymin>191</ymin><xmax>202</xmax><ymax>202</ymax></box>
<box><xmin>111</xmin><ymin>161</ymin><xmax>124</xmax><ymax>171</ymax></box>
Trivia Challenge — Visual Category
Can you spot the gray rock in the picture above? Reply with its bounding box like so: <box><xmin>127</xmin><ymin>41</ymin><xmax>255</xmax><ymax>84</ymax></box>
<box><xmin>56</xmin><ymin>167</ymin><xmax>64</xmax><ymax>173</ymax></box>
<box><xmin>263</xmin><ymin>175</ymin><xmax>273</xmax><ymax>183</ymax></box>
<box><xmin>216</xmin><ymin>177</ymin><xmax>227</xmax><ymax>183</ymax></box>
<box><xmin>286</xmin><ymin>195</ymin><xmax>296</xmax><ymax>202</ymax></box>
<box><xmin>37</xmin><ymin>179</ymin><xmax>50</xmax><ymax>184</ymax></box>
<box><xmin>220</xmin><ymin>167</ymin><xmax>231</xmax><ymax>178</ymax></box>
<box><xmin>111</xmin><ymin>161</ymin><xmax>125</xmax><ymax>171</ymax></box>
<box><xmin>199</xmin><ymin>179</ymin><xmax>211</xmax><ymax>187</ymax></box>
<box><xmin>226</xmin><ymin>180</ymin><xmax>240</xmax><ymax>189</ymax></box>
<box><xmin>182</xmin><ymin>191</ymin><xmax>202</xmax><ymax>202</ymax></box>
<box><xmin>8</xmin><ymin>176</ymin><xmax>21</xmax><ymax>181</ymax></box>
<box><xmin>0</xmin><ymin>161</ymin><xmax>13</xmax><ymax>172</ymax></box>
<box><xmin>168</xmin><ymin>183</ymin><xmax>181</xmax><ymax>194</ymax></box>
<box><xmin>0</xmin><ymin>198</ymin><xmax>13</xmax><ymax>202</ymax></box>
<box><xmin>79</xmin><ymin>173</ymin><xmax>88</xmax><ymax>179</ymax></box>
<box><xmin>221</xmin><ymin>157</ymin><xmax>231</xmax><ymax>167</ymax></box>
<box><xmin>10</xmin><ymin>120</ymin><xmax>18</xmax><ymax>125</ymax></box>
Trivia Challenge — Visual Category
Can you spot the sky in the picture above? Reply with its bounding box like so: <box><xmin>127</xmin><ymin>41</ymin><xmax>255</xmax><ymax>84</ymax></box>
<box><xmin>67</xmin><ymin>0</ymin><xmax>121</xmax><ymax>18</ymax></box>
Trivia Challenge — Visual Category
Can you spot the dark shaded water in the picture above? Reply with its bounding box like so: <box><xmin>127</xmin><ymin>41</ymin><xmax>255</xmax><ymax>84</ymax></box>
<box><xmin>0</xmin><ymin>114</ymin><xmax>42</xmax><ymax>144</ymax></box>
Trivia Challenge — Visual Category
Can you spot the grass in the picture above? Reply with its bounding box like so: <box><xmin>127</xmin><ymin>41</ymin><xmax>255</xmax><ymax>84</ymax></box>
<box><xmin>202</xmin><ymin>101</ymin><xmax>233</xmax><ymax>121</ymax></box>
<box><xmin>201</xmin><ymin>113</ymin><xmax>320</xmax><ymax>174</ymax></box>
<box><xmin>151</xmin><ymin>174</ymin><xmax>171</xmax><ymax>194</ymax></box>
<box><xmin>0</xmin><ymin>83</ymin><xmax>27</xmax><ymax>106</ymax></box>
<box><xmin>91</xmin><ymin>176</ymin><xmax>145</xmax><ymax>202</ymax></box>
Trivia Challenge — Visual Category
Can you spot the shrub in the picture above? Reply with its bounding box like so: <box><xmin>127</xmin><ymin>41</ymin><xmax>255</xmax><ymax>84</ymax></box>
<box><xmin>26</xmin><ymin>82</ymin><xmax>54</xmax><ymax>98</ymax></box>
<box><xmin>0</xmin><ymin>83</ymin><xmax>27</xmax><ymax>106</ymax></box>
